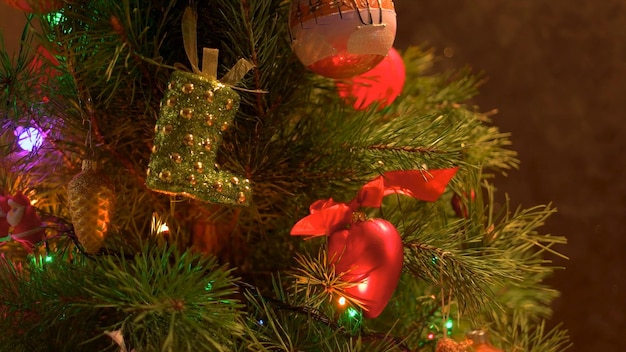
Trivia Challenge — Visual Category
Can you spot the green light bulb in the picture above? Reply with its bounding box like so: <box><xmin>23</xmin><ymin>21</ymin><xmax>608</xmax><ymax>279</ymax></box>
<box><xmin>347</xmin><ymin>307</ymin><xmax>359</xmax><ymax>318</ymax></box>
<box><xmin>49</xmin><ymin>12</ymin><xmax>64</xmax><ymax>26</ymax></box>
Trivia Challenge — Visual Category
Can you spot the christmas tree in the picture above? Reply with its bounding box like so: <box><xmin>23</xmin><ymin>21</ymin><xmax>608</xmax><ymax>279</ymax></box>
<box><xmin>0</xmin><ymin>1</ymin><xmax>570</xmax><ymax>351</ymax></box>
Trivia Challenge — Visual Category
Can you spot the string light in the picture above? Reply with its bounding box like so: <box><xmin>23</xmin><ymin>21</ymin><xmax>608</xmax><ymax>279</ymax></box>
<box><xmin>48</xmin><ymin>11</ymin><xmax>64</xmax><ymax>26</ymax></box>
<box><xmin>347</xmin><ymin>307</ymin><xmax>358</xmax><ymax>318</ymax></box>
<box><xmin>427</xmin><ymin>333</ymin><xmax>435</xmax><ymax>340</ymax></box>
<box><xmin>30</xmin><ymin>254</ymin><xmax>53</xmax><ymax>267</ymax></box>
<box><xmin>151</xmin><ymin>213</ymin><xmax>170</xmax><ymax>236</ymax></box>
<box><xmin>446</xmin><ymin>319</ymin><xmax>454</xmax><ymax>330</ymax></box>
<box><xmin>156</xmin><ymin>222</ymin><xmax>169</xmax><ymax>235</ymax></box>
<box><xmin>338</xmin><ymin>296</ymin><xmax>346</xmax><ymax>306</ymax></box>
<box><xmin>357</xmin><ymin>278</ymin><xmax>369</xmax><ymax>293</ymax></box>
<box><xmin>16</xmin><ymin>126</ymin><xmax>44</xmax><ymax>152</ymax></box>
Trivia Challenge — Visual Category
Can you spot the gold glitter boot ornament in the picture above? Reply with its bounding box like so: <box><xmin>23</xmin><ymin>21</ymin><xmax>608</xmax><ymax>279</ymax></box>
<box><xmin>146</xmin><ymin>7</ymin><xmax>254</xmax><ymax>206</ymax></box>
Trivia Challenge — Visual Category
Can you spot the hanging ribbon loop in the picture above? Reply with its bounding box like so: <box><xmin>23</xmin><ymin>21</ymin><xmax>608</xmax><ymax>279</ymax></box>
<box><xmin>179</xmin><ymin>7</ymin><xmax>255</xmax><ymax>85</ymax></box>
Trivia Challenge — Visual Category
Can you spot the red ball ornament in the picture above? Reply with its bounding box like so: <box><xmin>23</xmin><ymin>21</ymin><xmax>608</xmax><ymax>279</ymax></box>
<box><xmin>3</xmin><ymin>0</ymin><xmax>63</xmax><ymax>13</ymax></box>
<box><xmin>328</xmin><ymin>217</ymin><xmax>403</xmax><ymax>318</ymax></box>
<box><xmin>336</xmin><ymin>47</ymin><xmax>405</xmax><ymax>110</ymax></box>
<box><xmin>289</xmin><ymin>0</ymin><xmax>397</xmax><ymax>78</ymax></box>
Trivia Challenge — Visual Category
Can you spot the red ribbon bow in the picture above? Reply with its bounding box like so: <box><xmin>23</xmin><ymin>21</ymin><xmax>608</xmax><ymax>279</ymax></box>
<box><xmin>290</xmin><ymin>168</ymin><xmax>458</xmax><ymax>238</ymax></box>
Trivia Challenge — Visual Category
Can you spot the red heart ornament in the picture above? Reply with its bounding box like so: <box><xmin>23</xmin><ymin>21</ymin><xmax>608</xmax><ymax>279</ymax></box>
<box><xmin>328</xmin><ymin>218</ymin><xmax>403</xmax><ymax>318</ymax></box>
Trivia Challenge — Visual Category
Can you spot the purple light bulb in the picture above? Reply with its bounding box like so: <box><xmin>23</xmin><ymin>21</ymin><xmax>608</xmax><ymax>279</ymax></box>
<box><xmin>17</xmin><ymin>127</ymin><xmax>44</xmax><ymax>152</ymax></box>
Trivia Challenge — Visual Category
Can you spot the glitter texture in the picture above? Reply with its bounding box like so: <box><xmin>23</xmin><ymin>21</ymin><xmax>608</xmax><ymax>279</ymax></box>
<box><xmin>67</xmin><ymin>160</ymin><xmax>116</xmax><ymax>254</ymax></box>
<box><xmin>146</xmin><ymin>71</ymin><xmax>252</xmax><ymax>206</ymax></box>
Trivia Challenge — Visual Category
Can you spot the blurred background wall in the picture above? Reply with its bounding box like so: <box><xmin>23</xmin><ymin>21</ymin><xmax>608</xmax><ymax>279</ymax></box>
<box><xmin>394</xmin><ymin>1</ymin><xmax>626</xmax><ymax>351</ymax></box>
<box><xmin>1</xmin><ymin>1</ymin><xmax>624</xmax><ymax>350</ymax></box>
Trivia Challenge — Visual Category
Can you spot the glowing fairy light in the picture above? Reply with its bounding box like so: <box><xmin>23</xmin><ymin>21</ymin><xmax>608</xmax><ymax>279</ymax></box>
<box><xmin>156</xmin><ymin>222</ymin><xmax>169</xmax><ymax>235</ymax></box>
<box><xmin>151</xmin><ymin>213</ymin><xmax>170</xmax><ymax>236</ymax></box>
<box><xmin>338</xmin><ymin>296</ymin><xmax>347</xmax><ymax>306</ymax></box>
<box><xmin>16</xmin><ymin>127</ymin><xmax>44</xmax><ymax>152</ymax></box>
<box><xmin>347</xmin><ymin>307</ymin><xmax>359</xmax><ymax>318</ymax></box>
<box><xmin>48</xmin><ymin>11</ymin><xmax>64</xmax><ymax>26</ymax></box>
<box><xmin>357</xmin><ymin>278</ymin><xmax>369</xmax><ymax>293</ymax></box>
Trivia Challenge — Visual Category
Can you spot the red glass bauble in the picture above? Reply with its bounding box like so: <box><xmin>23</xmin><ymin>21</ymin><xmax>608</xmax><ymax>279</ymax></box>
<box><xmin>289</xmin><ymin>0</ymin><xmax>397</xmax><ymax>78</ymax></box>
<box><xmin>3</xmin><ymin>0</ymin><xmax>63</xmax><ymax>13</ymax></box>
<box><xmin>328</xmin><ymin>218</ymin><xmax>403</xmax><ymax>318</ymax></box>
<box><xmin>336</xmin><ymin>47</ymin><xmax>405</xmax><ymax>110</ymax></box>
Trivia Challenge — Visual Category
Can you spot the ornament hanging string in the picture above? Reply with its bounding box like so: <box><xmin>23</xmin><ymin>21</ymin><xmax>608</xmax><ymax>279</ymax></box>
<box><xmin>174</xmin><ymin>7</ymin><xmax>265</xmax><ymax>93</ymax></box>
<box><xmin>290</xmin><ymin>168</ymin><xmax>458</xmax><ymax>238</ymax></box>
<box><xmin>77</xmin><ymin>86</ymin><xmax>98</xmax><ymax>159</ymax></box>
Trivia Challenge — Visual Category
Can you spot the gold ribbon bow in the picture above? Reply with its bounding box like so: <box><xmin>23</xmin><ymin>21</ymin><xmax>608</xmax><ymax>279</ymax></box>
<box><xmin>176</xmin><ymin>7</ymin><xmax>259</xmax><ymax>88</ymax></box>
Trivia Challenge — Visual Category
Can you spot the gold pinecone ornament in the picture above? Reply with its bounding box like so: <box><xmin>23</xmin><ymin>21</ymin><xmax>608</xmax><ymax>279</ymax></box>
<box><xmin>67</xmin><ymin>160</ymin><xmax>115</xmax><ymax>253</ymax></box>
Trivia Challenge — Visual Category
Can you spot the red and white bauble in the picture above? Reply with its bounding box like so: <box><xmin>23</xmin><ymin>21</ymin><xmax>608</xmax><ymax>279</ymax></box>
<box><xmin>336</xmin><ymin>47</ymin><xmax>405</xmax><ymax>110</ymax></box>
<box><xmin>328</xmin><ymin>217</ymin><xmax>403</xmax><ymax>318</ymax></box>
<box><xmin>289</xmin><ymin>0</ymin><xmax>397</xmax><ymax>79</ymax></box>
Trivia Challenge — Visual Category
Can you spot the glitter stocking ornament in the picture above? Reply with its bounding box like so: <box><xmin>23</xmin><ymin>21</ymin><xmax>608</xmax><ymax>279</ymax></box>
<box><xmin>146</xmin><ymin>7</ymin><xmax>253</xmax><ymax>206</ymax></box>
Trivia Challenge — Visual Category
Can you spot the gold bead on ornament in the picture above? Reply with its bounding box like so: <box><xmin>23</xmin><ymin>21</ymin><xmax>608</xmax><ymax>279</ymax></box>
<box><xmin>159</xmin><ymin>170</ymin><xmax>172</xmax><ymax>182</ymax></box>
<box><xmin>163</xmin><ymin>124</ymin><xmax>173</xmax><ymax>135</ymax></box>
<box><xmin>180</xmin><ymin>108</ymin><xmax>194</xmax><ymax>119</ymax></box>
<box><xmin>221</xmin><ymin>122</ymin><xmax>229</xmax><ymax>132</ymax></box>
<box><xmin>193</xmin><ymin>162</ymin><xmax>204</xmax><ymax>173</ymax></box>
<box><xmin>202</xmin><ymin>139</ymin><xmax>212</xmax><ymax>151</ymax></box>
<box><xmin>205</xmin><ymin>90</ymin><xmax>214</xmax><ymax>103</ymax></box>
<box><xmin>230</xmin><ymin>176</ymin><xmax>240</xmax><ymax>185</ymax></box>
<box><xmin>214</xmin><ymin>181</ymin><xmax>223</xmax><ymax>193</ymax></box>
<box><xmin>182</xmin><ymin>82</ymin><xmax>194</xmax><ymax>94</ymax></box>
<box><xmin>187</xmin><ymin>174</ymin><xmax>196</xmax><ymax>185</ymax></box>
<box><xmin>183</xmin><ymin>134</ymin><xmax>194</xmax><ymax>146</ymax></box>
<box><xmin>166</xmin><ymin>97</ymin><xmax>177</xmax><ymax>107</ymax></box>
<box><xmin>170</xmin><ymin>153</ymin><xmax>182</xmax><ymax>163</ymax></box>
<box><xmin>151</xmin><ymin>145</ymin><xmax>158</xmax><ymax>153</ymax></box>
<box><xmin>225</xmin><ymin>98</ymin><xmax>234</xmax><ymax>110</ymax></box>
<box><xmin>237</xmin><ymin>192</ymin><xmax>246</xmax><ymax>204</ymax></box>
<box><xmin>206</xmin><ymin>113</ymin><xmax>215</xmax><ymax>126</ymax></box>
